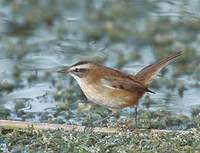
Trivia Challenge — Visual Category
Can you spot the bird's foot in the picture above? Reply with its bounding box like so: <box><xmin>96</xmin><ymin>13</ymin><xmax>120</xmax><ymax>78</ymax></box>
<box><xmin>94</xmin><ymin>115</ymin><xmax>111</xmax><ymax>126</ymax></box>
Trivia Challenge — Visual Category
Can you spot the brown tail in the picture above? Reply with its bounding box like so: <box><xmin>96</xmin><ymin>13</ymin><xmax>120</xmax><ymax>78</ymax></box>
<box><xmin>134</xmin><ymin>51</ymin><xmax>182</xmax><ymax>87</ymax></box>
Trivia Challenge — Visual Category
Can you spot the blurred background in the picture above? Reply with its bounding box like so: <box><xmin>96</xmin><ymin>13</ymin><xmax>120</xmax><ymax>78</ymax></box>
<box><xmin>0</xmin><ymin>0</ymin><xmax>200</xmax><ymax>130</ymax></box>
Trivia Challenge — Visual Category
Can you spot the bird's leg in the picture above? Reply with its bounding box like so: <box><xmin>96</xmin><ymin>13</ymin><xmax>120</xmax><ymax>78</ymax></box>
<box><xmin>94</xmin><ymin>109</ymin><xmax>119</xmax><ymax>126</ymax></box>
<box><xmin>94</xmin><ymin>115</ymin><xmax>112</xmax><ymax>125</ymax></box>
<box><xmin>134</xmin><ymin>106</ymin><xmax>138</xmax><ymax>128</ymax></box>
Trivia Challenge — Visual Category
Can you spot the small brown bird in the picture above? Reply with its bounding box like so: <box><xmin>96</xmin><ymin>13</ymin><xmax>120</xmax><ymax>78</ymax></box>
<box><xmin>58</xmin><ymin>51</ymin><xmax>182</xmax><ymax>125</ymax></box>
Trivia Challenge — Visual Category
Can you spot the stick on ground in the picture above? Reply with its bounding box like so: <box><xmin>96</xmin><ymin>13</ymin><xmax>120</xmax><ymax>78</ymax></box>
<box><xmin>0</xmin><ymin>119</ymin><xmax>195</xmax><ymax>135</ymax></box>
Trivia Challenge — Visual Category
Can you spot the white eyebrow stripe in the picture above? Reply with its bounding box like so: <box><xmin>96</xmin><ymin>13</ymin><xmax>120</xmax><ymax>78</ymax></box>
<box><xmin>69</xmin><ymin>64</ymin><xmax>90</xmax><ymax>71</ymax></box>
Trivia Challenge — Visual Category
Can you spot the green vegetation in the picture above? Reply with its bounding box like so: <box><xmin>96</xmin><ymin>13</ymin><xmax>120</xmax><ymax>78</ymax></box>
<box><xmin>0</xmin><ymin>127</ymin><xmax>200</xmax><ymax>153</ymax></box>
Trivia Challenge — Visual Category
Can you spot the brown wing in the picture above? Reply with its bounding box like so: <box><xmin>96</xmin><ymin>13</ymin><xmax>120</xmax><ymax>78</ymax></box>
<box><xmin>101</xmin><ymin>75</ymin><xmax>153</xmax><ymax>93</ymax></box>
<box><xmin>134</xmin><ymin>51</ymin><xmax>182</xmax><ymax>87</ymax></box>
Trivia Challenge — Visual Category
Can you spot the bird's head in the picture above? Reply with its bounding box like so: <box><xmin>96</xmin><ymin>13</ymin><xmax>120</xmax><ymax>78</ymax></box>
<box><xmin>57</xmin><ymin>61</ymin><xmax>98</xmax><ymax>79</ymax></box>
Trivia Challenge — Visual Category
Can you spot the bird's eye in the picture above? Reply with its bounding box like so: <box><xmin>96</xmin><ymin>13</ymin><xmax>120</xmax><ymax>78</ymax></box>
<box><xmin>74</xmin><ymin>68</ymin><xmax>79</xmax><ymax>72</ymax></box>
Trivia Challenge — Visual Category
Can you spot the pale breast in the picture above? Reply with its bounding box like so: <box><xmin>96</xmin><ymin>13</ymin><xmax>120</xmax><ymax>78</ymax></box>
<box><xmin>76</xmin><ymin>79</ymin><xmax>141</xmax><ymax>109</ymax></box>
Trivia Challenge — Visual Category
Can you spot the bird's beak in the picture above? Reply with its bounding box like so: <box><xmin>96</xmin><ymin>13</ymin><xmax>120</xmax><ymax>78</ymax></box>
<box><xmin>56</xmin><ymin>66</ymin><xmax>70</xmax><ymax>74</ymax></box>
